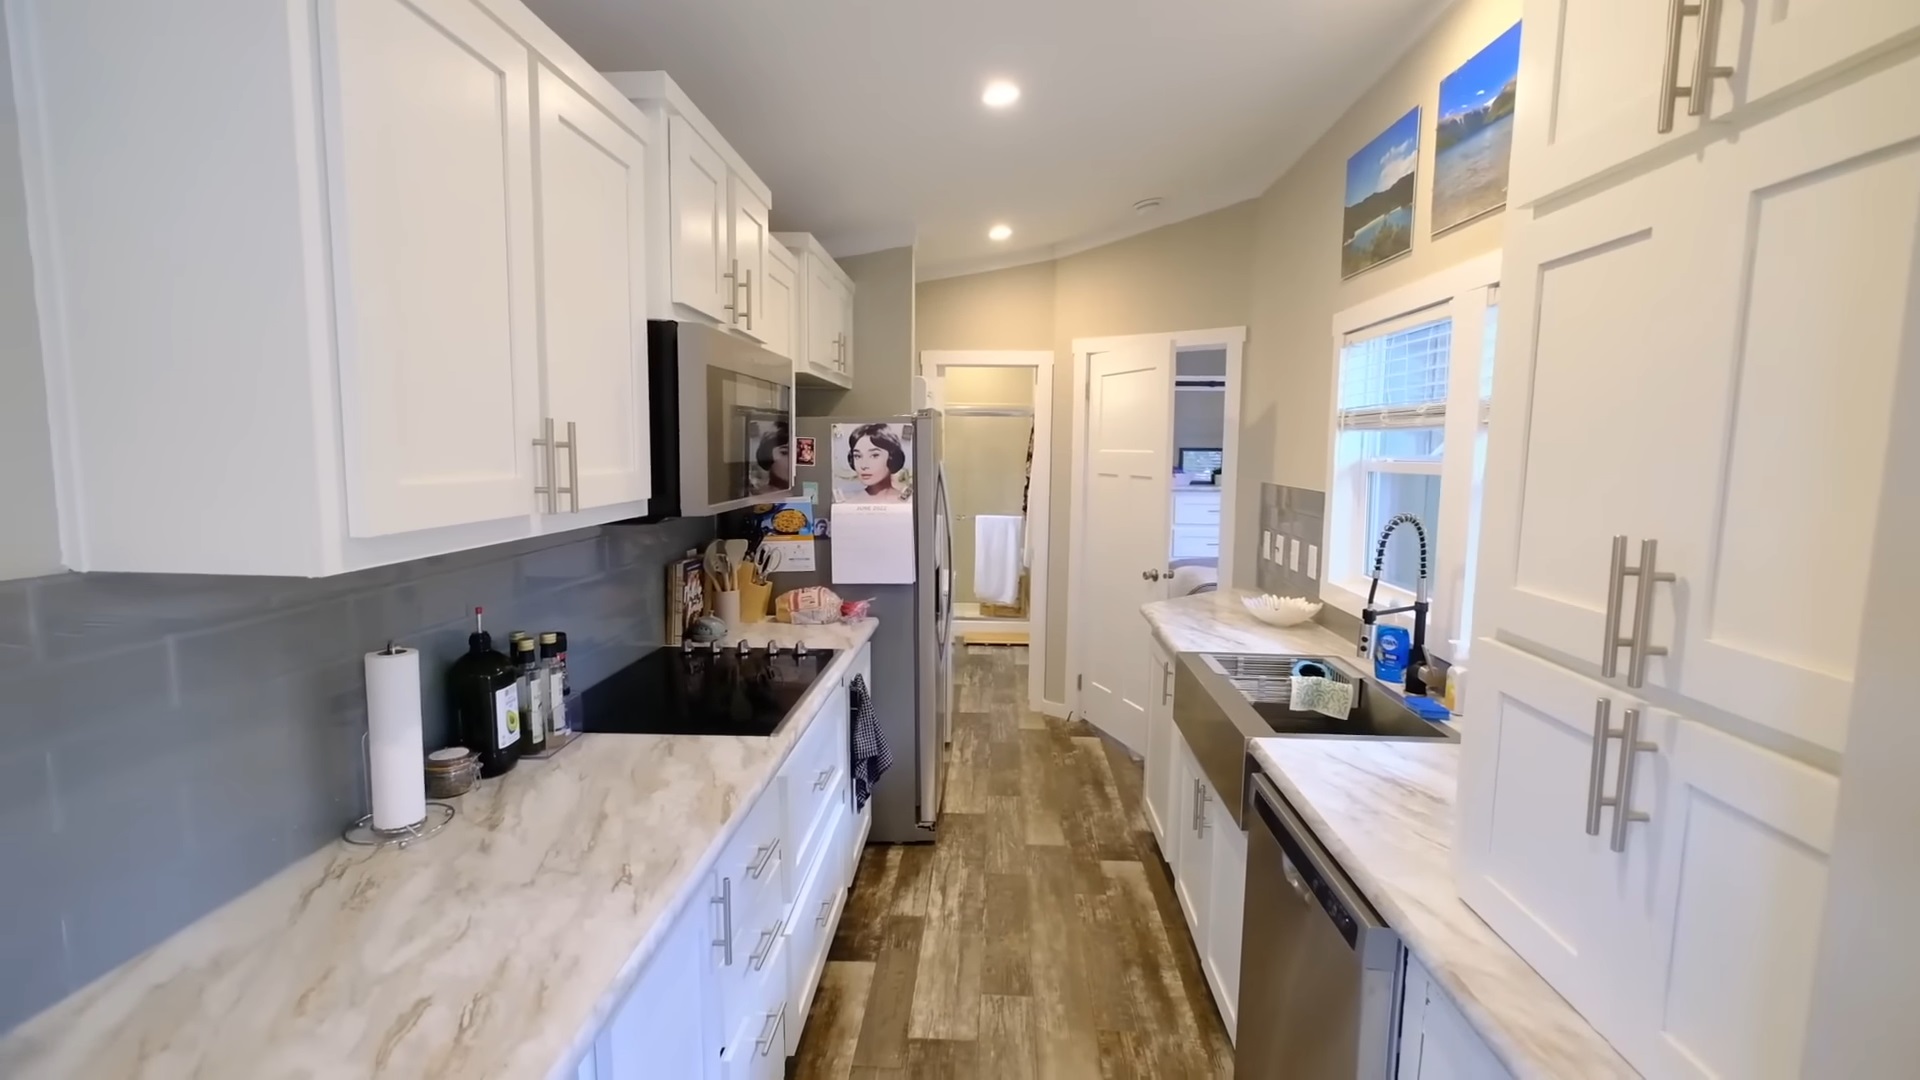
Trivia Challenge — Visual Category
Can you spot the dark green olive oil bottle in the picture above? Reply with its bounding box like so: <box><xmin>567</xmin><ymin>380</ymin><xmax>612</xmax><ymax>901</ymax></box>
<box><xmin>448</xmin><ymin>607</ymin><xmax>521</xmax><ymax>777</ymax></box>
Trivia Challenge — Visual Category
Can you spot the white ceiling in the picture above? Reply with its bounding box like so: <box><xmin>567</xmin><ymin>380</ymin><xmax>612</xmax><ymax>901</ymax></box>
<box><xmin>524</xmin><ymin>0</ymin><xmax>1449</xmax><ymax>279</ymax></box>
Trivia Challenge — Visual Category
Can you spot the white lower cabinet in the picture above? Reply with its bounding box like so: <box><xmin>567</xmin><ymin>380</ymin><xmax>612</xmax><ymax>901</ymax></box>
<box><xmin>1143</xmin><ymin>640</ymin><xmax>1176</xmax><ymax>847</ymax></box>
<box><xmin>1396</xmin><ymin>955</ymin><xmax>1510</xmax><ymax>1080</ymax></box>
<box><xmin>1154</xmin><ymin>698</ymin><xmax>1245</xmax><ymax>1044</ymax></box>
<box><xmin>585</xmin><ymin>643</ymin><xmax>870</xmax><ymax>1078</ymax></box>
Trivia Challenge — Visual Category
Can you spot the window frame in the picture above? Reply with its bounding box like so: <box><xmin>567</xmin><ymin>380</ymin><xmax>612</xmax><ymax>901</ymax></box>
<box><xmin>1321</xmin><ymin>252</ymin><xmax>1502</xmax><ymax>664</ymax></box>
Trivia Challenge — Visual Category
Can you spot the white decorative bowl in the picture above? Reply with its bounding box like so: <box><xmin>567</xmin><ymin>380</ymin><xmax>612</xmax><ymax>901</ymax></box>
<box><xmin>1241</xmin><ymin>594</ymin><xmax>1322</xmax><ymax>628</ymax></box>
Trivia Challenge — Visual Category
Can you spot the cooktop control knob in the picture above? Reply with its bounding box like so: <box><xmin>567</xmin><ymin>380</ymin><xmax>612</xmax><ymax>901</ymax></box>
<box><xmin>738</xmin><ymin>638</ymin><xmax>752</xmax><ymax>657</ymax></box>
<box><xmin>709</xmin><ymin>640</ymin><xmax>723</xmax><ymax>655</ymax></box>
<box><xmin>794</xmin><ymin>642</ymin><xmax>809</xmax><ymax>659</ymax></box>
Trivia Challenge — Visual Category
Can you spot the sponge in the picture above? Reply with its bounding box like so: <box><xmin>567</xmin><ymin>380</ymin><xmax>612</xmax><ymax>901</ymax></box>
<box><xmin>1290</xmin><ymin>675</ymin><xmax>1353</xmax><ymax>720</ymax></box>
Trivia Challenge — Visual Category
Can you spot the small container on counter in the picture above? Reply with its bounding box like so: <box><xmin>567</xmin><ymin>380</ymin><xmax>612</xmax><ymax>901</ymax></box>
<box><xmin>514</xmin><ymin>635</ymin><xmax>547</xmax><ymax>755</ymax></box>
<box><xmin>542</xmin><ymin>632</ymin><xmax>570</xmax><ymax>737</ymax></box>
<box><xmin>424</xmin><ymin>746</ymin><xmax>481</xmax><ymax>798</ymax></box>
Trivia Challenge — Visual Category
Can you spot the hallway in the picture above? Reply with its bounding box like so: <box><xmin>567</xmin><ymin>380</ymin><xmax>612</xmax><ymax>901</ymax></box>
<box><xmin>789</xmin><ymin>645</ymin><xmax>1234</xmax><ymax>1079</ymax></box>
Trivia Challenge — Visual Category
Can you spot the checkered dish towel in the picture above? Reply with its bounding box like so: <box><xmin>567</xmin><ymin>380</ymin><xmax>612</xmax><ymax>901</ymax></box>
<box><xmin>849</xmin><ymin>674</ymin><xmax>891</xmax><ymax>811</ymax></box>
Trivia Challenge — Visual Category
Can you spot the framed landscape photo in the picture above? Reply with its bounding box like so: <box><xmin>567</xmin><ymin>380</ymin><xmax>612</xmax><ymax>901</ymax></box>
<box><xmin>1342</xmin><ymin>107</ymin><xmax>1420</xmax><ymax>278</ymax></box>
<box><xmin>1433</xmin><ymin>22</ymin><xmax>1521</xmax><ymax>237</ymax></box>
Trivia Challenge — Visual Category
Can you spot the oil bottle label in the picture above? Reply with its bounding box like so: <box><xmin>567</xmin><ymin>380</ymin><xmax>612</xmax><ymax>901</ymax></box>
<box><xmin>494</xmin><ymin>684</ymin><xmax>521</xmax><ymax>748</ymax></box>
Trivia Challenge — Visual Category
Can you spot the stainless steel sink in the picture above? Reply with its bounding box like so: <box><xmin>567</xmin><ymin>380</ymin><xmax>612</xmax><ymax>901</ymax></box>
<box><xmin>1205</xmin><ymin>653</ymin><xmax>1455</xmax><ymax>740</ymax></box>
<box><xmin>1172</xmin><ymin>651</ymin><xmax>1457</xmax><ymax>830</ymax></box>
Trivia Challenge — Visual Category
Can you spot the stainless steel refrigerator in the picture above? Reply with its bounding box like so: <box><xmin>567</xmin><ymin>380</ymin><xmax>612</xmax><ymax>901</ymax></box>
<box><xmin>792</xmin><ymin>410</ymin><xmax>953</xmax><ymax>842</ymax></box>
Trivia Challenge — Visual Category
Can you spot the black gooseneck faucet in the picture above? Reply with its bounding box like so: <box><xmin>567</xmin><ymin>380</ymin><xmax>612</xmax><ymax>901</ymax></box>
<box><xmin>1358</xmin><ymin>512</ymin><xmax>1432</xmax><ymax>696</ymax></box>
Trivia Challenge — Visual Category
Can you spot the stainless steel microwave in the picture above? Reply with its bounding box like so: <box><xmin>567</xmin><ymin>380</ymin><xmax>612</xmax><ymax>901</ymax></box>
<box><xmin>644</xmin><ymin>320</ymin><xmax>796</xmax><ymax>518</ymax></box>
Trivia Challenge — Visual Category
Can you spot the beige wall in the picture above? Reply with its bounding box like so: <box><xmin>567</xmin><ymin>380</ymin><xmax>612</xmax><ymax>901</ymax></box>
<box><xmin>798</xmin><ymin>245</ymin><xmax>917</xmax><ymax>418</ymax></box>
<box><xmin>916</xmin><ymin>0</ymin><xmax>1520</xmax><ymax>704</ymax></box>
<box><xmin>1247</xmin><ymin>0</ymin><xmax>1521</xmax><ymax>495</ymax></box>
<box><xmin>918</xmin><ymin>202</ymin><xmax>1257</xmax><ymax>702</ymax></box>
<box><xmin>0</xmin><ymin>15</ymin><xmax>60</xmax><ymax>581</ymax></box>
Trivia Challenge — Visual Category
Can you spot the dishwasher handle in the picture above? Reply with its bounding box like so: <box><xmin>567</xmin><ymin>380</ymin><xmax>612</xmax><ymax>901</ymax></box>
<box><xmin>1250</xmin><ymin>771</ymin><xmax>1393</xmax><ymax>963</ymax></box>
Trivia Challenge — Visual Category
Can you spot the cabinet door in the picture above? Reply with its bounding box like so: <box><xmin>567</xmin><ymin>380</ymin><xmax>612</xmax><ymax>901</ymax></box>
<box><xmin>1454</xmin><ymin>639</ymin><xmax>1648</xmax><ymax>1039</ymax></box>
<box><xmin>1648</xmin><ymin>51</ymin><xmax>1920</xmax><ymax>755</ymax></box>
<box><xmin>730</xmin><ymin>176</ymin><xmax>770</xmax><ymax>342</ymax></box>
<box><xmin>1745</xmin><ymin>0</ymin><xmax>1920</xmax><ymax>106</ymax></box>
<box><xmin>760</xmin><ymin>242</ymin><xmax>798</xmax><ymax>361</ymax></box>
<box><xmin>320</xmin><ymin>0</ymin><xmax>539</xmax><ymax>538</ymax></box>
<box><xmin>1143</xmin><ymin>641</ymin><xmax>1174</xmax><ymax>850</ymax></box>
<box><xmin>600</xmin><ymin>881</ymin><xmax>714</xmax><ymax>1079</ymax></box>
<box><xmin>1414</xmin><ymin>972</ymin><xmax>1515</xmax><ymax>1080</ymax></box>
<box><xmin>837</xmin><ymin>283</ymin><xmax>855</xmax><ymax>377</ymax></box>
<box><xmin>1477</xmin><ymin>155</ymin><xmax>1711</xmax><ymax>681</ymax></box>
<box><xmin>1204</xmin><ymin>814</ymin><xmax>1246</xmax><ymax>1040</ymax></box>
<box><xmin>806</xmin><ymin>258</ymin><xmax>844</xmax><ymax>373</ymax></box>
<box><xmin>1171</xmin><ymin>739</ymin><xmax>1212</xmax><ymax>936</ymax></box>
<box><xmin>668</xmin><ymin>115</ymin><xmax>729</xmax><ymax>322</ymax></box>
<box><xmin>1620</xmin><ymin>719</ymin><xmax>1837</xmax><ymax>1078</ymax></box>
<box><xmin>1510</xmin><ymin>0</ymin><xmax>1714</xmax><ymax>206</ymax></box>
<box><xmin>534</xmin><ymin>67</ymin><xmax>650</xmax><ymax>513</ymax></box>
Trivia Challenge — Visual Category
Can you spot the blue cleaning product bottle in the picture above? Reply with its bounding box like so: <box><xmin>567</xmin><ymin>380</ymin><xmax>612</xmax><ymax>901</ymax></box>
<box><xmin>1372</xmin><ymin>625</ymin><xmax>1412</xmax><ymax>684</ymax></box>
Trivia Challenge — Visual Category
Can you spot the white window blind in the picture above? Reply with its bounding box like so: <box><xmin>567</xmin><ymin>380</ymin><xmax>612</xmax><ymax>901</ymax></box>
<box><xmin>1338</xmin><ymin>315</ymin><xmax>1452</xmax><ymax>430</ymax></box>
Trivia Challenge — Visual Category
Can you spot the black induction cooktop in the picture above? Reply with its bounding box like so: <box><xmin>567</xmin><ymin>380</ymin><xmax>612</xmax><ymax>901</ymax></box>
<box><xmin>579</xmin><ymin>643</ymin><xmax>839</xmax><ymax>737</ymax></box>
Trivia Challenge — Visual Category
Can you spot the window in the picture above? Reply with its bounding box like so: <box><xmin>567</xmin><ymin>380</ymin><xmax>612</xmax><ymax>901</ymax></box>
<box><xmin>1334</xmin><ymin>314</ymin><xmax>1452</xmax><ymax>594</ymax></box>
<box><xmin>1321</xmin><ymin>254</ymin><xmax>1501</xmax><ymax>662</ymax></box>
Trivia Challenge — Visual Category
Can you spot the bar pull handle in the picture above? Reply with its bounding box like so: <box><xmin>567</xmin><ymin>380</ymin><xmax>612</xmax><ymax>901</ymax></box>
<box><xmin>532</xmin><ymin>417</ymin><xmax>558</xmax><ymax>512</ymax></box>
<box><xmin>742</xmin><ymin>269</ymin><xmax>754</xmax><ymax>330</ymax></box>
<box><xmin>1161</xmin><ymin>663</ymin><xmax>1173</xmax><ymax>706</ymax></box>
<box><xmin>754</xmin><ymin>1010</ymin><xmax>781</xmax><ymax>1055</ymax></box>
<box><xmin>1626</xmin><ymin>539</ymin><xmax>1675</xmax><ymax>689</ymax></box>
<box><xmin>1585</xmin><ymin>698</ymin><xmax>1620</xmax><ymax>836</ymax></box>
<box><xmin>1658</xmin><ymin>0</ymin><xmax>1701</xmax><ymax>134</ymax></box>
<box><xmin>558</xmin><ymin>421</ymin><xmax>579</xmax><ymax>514</ymax></box>
<box><xmin>1608</xmin><ymin>708</ymin><xmax>1658</xmax><ymax>853</ymax></box>
<box><xmin>1601</xmin><ymin>536</ymin><xmax>1631</xmax><ymax>678</ymax></box>
<box><xmin>748</xmin><ymin>839</ymin><xmax>780</xmax><ymax>880</ymax></box>
<box><xmin>711</xmin><ymin>876</ymin><xmax>733</xmax><ymax>965</ymax></box>
<box><xmin>1190</xmin><ymin>778</ymin><xmax>1202</xmax><ymax>835</ymax></box>
<box><xmin>1687</xmin><ymin>0</ymin><xmax>1735</xmax><ymax>118</ymax></box>
<box><xmin>749</xmin><ymin>919</ymin><xmax>782</xmax><ymax>970</ymax></box>
<box><xmin>723</xmin><ymin>260</ymin><xmax>738</xmax><ymax>318</ymax></box>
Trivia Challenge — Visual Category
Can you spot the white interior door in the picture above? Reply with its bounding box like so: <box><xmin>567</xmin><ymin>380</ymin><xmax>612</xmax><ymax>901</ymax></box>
<box><xmin>1081</xmin><ymin>341</ymin><xmax>1173</xmax><ymax>754</ymax></box>
<box><xmin>534</xmin><ymin>66</ymin><xmax>649</xmax><ymax>513</ymax></box>
<box><xmin>322</xmin><ymin>0</ymin><xmax>539</xmax><ymax>538</ymax></box>
<box><xmin>668</xmin><ymin>114</ymin><xmax>728</xmax><ymax>322</ymax></box>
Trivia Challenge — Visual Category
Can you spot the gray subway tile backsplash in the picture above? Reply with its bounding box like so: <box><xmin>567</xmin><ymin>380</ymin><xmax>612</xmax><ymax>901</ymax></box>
<box><xmin>0</xmin><ymin>515</ymin><xmax>712</xmax><ymax>1033</ymax></box>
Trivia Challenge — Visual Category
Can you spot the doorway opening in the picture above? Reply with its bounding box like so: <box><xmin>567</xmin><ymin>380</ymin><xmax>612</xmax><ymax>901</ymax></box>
<box><xmin>1169</xmin><ymin>348</ymin><xmax>1229</xmax><ymax>598</ymax></box>
<box><xmin>920</xmin><ymin>350</ymin><xmax>1054</xmax><ymax>711</ymax></box>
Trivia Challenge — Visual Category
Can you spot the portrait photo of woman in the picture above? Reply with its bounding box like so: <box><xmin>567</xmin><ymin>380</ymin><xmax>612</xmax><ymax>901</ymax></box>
<box><xmin>831</xmin><ymin>421</ymin><xmax>914</xmax><ymax>504</ymax></box>
<box><xmin>747</xmin><ymin>419</ymin><xmax>791</xmax><ymax>496</ymax></box>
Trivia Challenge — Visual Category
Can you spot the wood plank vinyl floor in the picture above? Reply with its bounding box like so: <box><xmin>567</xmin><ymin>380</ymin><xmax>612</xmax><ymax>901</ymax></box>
<box><xmin>791</xmin><ymin>645</ymin><xmax>1233</xmax><ymax>1080</ymax></box>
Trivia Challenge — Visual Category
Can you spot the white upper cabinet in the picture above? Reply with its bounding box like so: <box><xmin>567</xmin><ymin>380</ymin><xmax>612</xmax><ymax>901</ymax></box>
<box><xmin>322</xmin><ymin>0</ymin><xmax>541</xmax><ymax>539</ymax></box>
<box><xmin>1485</xmin><ymin>50</ymin><xmax>1919</xmax><ymax>755</ymax></box>
<box><xmin>667</xmin><ymin>114</ymin><xmax>732</xmax><ymax>324</ymax></box>
<box><xmin>12</xmin><ymin>0</ymin><xmax>657</xmax><ymax>574</ymax></box>
<box><xmin>1511</xmin><ymin>0</ymin><xmax>1920</xmax><ymax>206</ymax></box>
<box><xmin>777</xmin><ymin>232</ymin><xmax>855</xmax><ymax>389</ymax></box>
<box><xmin>534</xmin><ymin>65</ymin><xmax>651</xmax><ymax>515</ymax></box>
<box><xmin>729</xmin><ymin>176</ymin><xmax>771</xmax><ymax>342</ymax></box>
<box><xmin>759</xmin><ymin>239</ymin><xmax>799</xmax><ymax>361</ymax></box>
<box><xmin>609</xmin><ymin>72</ymin><xmax>778</xmax><ymax>340</ymax></box>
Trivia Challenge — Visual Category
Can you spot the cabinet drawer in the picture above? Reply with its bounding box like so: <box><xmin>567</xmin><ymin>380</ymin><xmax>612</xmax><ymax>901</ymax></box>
<box><xmin>785</xmin><ymin>787</ymin><xmax>851</xmax><ymax>1048</ymax></box>
<box><xmin>782</xmin><ymin>681</ymin><xmax>849</xmax><ymax>885</ymax></box>
<box><xmin>1170</xmin><ymin>525</ymin><xmax>1220</xmax><ymax>560</ymax></box>
<box><xmin>1171</xmin><ymin>491</ymin><xmax>1222</xmax><ymax>525</ymax></box>
<box><xmin>719</xmin><ymin>932</ymin><xmax>789</xmax><ymax>1080</ymax></box>
<box><xmin>715</xmin><ymin>783</ymin><xmax>787</xmax><ymax>962</ymax></box>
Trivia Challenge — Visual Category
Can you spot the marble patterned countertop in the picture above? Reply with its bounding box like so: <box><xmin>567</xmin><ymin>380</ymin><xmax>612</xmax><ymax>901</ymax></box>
<box><xmin>0</xmin><ymin>619</ymin><xmax>878</xmax><ymax>1080</ymax></box>
<box><xmin>1144</xmin><ymin>591</ymin><xmax>1636</xmax><ymax>1078</ymax></box>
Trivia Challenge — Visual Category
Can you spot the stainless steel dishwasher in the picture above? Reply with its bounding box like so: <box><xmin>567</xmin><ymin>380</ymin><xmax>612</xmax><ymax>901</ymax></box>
<box><xmin>1236</xmin><ymin>768</ymin><xmax>1402</xmax><ymax>1078</ymax></box>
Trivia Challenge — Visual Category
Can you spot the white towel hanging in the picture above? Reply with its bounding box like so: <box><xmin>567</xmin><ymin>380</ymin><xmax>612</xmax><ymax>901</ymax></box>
<box><xmin>974</xmin><ymin>515</ymin><xmax>1023</xmax><ymax>605</ymax></box>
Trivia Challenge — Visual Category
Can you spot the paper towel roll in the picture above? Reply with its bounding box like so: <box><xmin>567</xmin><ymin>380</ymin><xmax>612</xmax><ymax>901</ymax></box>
<box><xmin>365</xmin><ymin>646</ymin><xmax>427</xmax><ymax>831</ymax></box>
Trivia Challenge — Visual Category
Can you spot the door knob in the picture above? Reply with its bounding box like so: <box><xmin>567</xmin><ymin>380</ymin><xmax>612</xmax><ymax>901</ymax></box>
<box><xmin>1144</xmin><ymin>569</ymin><xmax>1163</xmax><ymax>582</ymax></box>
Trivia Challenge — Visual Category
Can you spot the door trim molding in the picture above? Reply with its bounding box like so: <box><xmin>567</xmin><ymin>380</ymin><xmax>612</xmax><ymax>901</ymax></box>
<box><xmin>1067</xmin><ymin>327</ymin><xmax>1246</xmax><ymax>720</ymax></box>
<box><xmin>920</xmin><ymin>349</ymin><xmax>1055</xmax><ymax>717</ymax></box>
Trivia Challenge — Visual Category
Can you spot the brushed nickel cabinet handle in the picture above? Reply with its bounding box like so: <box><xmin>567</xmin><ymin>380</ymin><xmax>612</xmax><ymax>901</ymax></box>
<box><xmin>560</xmin><ymin>420</ymin><xmax>579</xmax><ymax>513</ymax></box>
<box><xmin>711</xmin><ymin>876</ymin><xmax>733</xmax><ymax>965</ymax></box>
<box><xmin>748</xmin><ymin>839</ymin><xmax>780</xmax><ymax>879</ymax></box>
<box><xmin>754</xmin><ymin>1010</ymin><xmax>780</xmax><ymax>1055</ymax></box>
<box><xmin>743</xmin><ymin>269</ymin><xmax>754</xmax><ymax>330</ymax></box>
<box><xmin>1161</xmin><ymin>663</ymin><xmax>1173</xmax><ymax>706</ymax></box>
<box><xmin>1608</xmin><ymin>708</ymin><xmax>1657</xmax><ymax>853</ymax></box>
<box><xmin>1658</xmin><ymin>0</ymin><xmax>1700</xmax><ymax>134</ymax></box>
<box><xmin>749</xmin><ymin>918</ymin><xmax>782</xmax><ymax>970</ymax></box>
<box><xmin>814</xmin><ymin>767</ymin><xmax>833</xmax><ymax>792</ymax></box>
<box><xmin>1688</xmin><ymin>0</ymin><xmax>1735</xmax><ymax>117</ymax></box>
<box><xmin>1626</xmin><ymin>539</ymin><xmax>1675</xmax><ymax>689</ymax></box>
<box><xmin>1601</xmin><ymin>536</ymin><xmax>1630</xmax><ymax>678</ymax></box>
<box><xmin>723</xmin><ymin>260</ymin><xmax>738</xmax><ymax>318</ymax></box>
<box><xmin>817</xmin><ymin>898</ymin><xmax>833</xmax><ymax>927</ymax></box>
<box><xmin>1585</xmin><ymin>698</ymin><xmax>1621</xmax><ymax>837</ymax></box>
<box><xmin>531</xmin><ymin>417</ymin><xmax>557</xmax><ymax>513</ymax></box>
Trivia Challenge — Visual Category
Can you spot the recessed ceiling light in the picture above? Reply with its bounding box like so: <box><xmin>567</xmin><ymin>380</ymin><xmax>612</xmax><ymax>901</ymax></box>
<box><xmin>988</xmin><ymin>224</ymin><xmax>1013</xmax><ymax>241</ymax></box>
<box><xmin>982</xmin><ymin>80</ymin><xmax>1021</xmax><ymax>108</ymax></box>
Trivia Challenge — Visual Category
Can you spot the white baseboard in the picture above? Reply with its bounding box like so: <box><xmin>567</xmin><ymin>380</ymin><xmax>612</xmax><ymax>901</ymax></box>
<box><xmin>1037</xmin><ymin>699</ymin><xmax>1070</xmax><ymax>719</ymax></box>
